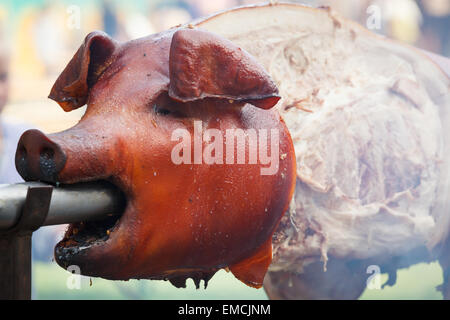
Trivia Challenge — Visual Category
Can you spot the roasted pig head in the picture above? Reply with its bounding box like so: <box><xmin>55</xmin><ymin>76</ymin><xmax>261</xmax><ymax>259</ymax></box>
<box><xmin>15</xmin><ymin>29</ymin><xmax>296</xmax><ymax>288</ymax></box>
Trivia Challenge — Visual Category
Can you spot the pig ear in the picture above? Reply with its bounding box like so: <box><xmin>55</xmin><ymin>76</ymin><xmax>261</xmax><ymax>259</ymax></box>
<box><xmin>168</xmin><ymin>29</ymin><xmax>280</xmax><ymax>109</ymax></box>
<box><xmin>48</xmin><ymin>31</ymin><xmax>117</xmax><ymax>112</ymax></box>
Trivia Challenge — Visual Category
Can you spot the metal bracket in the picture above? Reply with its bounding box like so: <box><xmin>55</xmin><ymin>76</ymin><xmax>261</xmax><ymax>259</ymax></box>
<box><xmin>0</xmin><ymin>185</ymin><xmax>53</xmax><ymax>299</ymax></box>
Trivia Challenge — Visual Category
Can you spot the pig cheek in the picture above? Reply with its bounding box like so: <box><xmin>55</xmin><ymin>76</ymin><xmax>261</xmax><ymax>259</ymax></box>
<box><xmin>125</xmin><ymin>163</ymin><xmax>283</xmax><ymax>276</ymax></box>
<box><xmin>119</xmin><ymin>162</ymin><xmax>189</xmax><ymax>275</ymax></box>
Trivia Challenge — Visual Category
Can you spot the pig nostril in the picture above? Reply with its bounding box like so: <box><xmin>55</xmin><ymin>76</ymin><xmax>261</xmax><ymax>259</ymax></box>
<box><xmin>15</xmin><ymin>146</ymin><xmax>29</xmax><ymax>178</ymax></box>
<box><xmin>39</xmin><ymin>147</ymin><xmax>57</xmax><ymax>180</ymax></box>
<box><xmin>17</xmin><ymin>146</ymin><xmax>27</xmax><ymax>161</ymax></box>
<box><xmin>40</xmin><ymin>147</ymin><xmax>55</xmax><ymax>160</ymax></box>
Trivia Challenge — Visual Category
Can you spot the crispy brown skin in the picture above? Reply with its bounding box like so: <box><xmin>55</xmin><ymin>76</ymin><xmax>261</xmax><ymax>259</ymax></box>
<box><xmin>23</xmin><ymin>29</ymin><xmax>296</xmax><ymax>288</ymax></box>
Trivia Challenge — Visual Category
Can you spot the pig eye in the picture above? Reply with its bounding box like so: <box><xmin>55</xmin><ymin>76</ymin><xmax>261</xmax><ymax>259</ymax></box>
<box><xmin>153</xmin><ymin>104</ymin><xmax>171</xmax><ymax>115</ymax></box>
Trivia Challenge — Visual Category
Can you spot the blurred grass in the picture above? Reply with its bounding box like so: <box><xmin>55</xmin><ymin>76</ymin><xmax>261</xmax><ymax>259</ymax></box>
<box><xmin>33</xmin><ymin>260</ymin><xmax>443</xmax><ymax>300</ymax></box>
<box><xmin>360</xmin><ymin>262</ymin><xmax>443</xmax><ymax>300</ymax></box>
<box><xmin>32</xmin><ymin>261</ymin><xmax>268</xmax><ymax>300</ymax></box>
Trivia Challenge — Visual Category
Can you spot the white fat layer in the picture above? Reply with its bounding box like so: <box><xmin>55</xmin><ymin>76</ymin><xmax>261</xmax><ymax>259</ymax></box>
<box><xmin>198</xmin><ymin>4</ymin><xmax>450</xmax><ymax>273</ymax></box>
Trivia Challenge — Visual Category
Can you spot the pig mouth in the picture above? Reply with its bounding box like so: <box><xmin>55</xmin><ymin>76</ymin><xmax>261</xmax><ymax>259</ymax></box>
<box><xmin>54</xmin><ymin>179</ymin><xmax>128</xmax><ymax>265</ymax></box>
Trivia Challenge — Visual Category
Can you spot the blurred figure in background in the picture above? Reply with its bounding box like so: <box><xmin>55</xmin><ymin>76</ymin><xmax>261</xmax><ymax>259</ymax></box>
<box><xmin>188</xmin><ymin>0</ymin><xmax>238</xmax><ymax>17</ymax></box>
<box><xmin>32</xmin><ymin>0</ymin><xmax>67</xmax><ymax>77</ymax></box>
<box><xmin>103</xmin><ymin>0</ymin><xmax>141</xmax><ymax>41</ymax></box>
<box><xmin>149</xmin><ymin>1</ymin><xmax>193</xmax><ymax>33</ymax></box>
<box><xmin>418</xmin><ymin>0</ymin><xmax>450</xmax><ymax>56</ymax></box>
<box><xmin>102</xmin><ymin>0</ymin><xmax>119</xmax><ymax>38</ymax></box>
<box><xmin>0</xmin><ymin>24</ymin><xmax>62</xmax><ymax>292</ymax></box>
<box><xmin>0</xmin><ymin>37</ymin><xmax>31</xmax><ymax>183</ymax></box>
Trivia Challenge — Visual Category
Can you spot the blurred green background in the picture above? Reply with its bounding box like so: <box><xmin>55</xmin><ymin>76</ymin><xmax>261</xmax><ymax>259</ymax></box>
<box><xmin>32</xmin><ymin>260</ymin><xmax>444</xmax><ymax>300</ymax></box>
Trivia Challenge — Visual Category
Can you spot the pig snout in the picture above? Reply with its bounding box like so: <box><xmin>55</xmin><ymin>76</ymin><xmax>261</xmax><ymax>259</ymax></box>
<box><xmin>15</xmin><ymin>129</ymin><xmax>67</xmax><ymax>183</ymax></box>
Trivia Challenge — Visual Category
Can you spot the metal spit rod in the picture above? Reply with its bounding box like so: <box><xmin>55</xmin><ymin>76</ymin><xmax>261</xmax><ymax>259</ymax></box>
<box><xmin>0</xmin><ymin>181</ymin><xmax>124</xmax><ymax>230</ymax></box>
